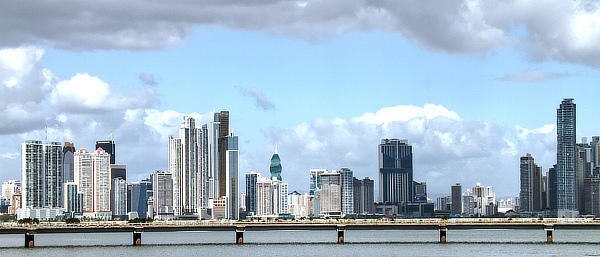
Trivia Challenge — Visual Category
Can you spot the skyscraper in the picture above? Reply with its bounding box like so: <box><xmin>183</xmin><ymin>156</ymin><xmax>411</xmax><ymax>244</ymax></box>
<box><xmin>21</xmin><ymin>140</ymin><xmax>63</xmax><ymax>208</ymax></box>
<box><xmin>152</xmin><ymin>171</ymin><xmax>174</xmax><ymax>219</ymax></box>
<box><xmin>95</xmin><ymin>134</ymin><xmax>115</xmax><ymax>164</ymax></box>
<box><xmin>110</xmin><ymin>178</ymin><xmax>127</xmax><ymax>219</ymax></box>
<box><xmin>74</xmin><ymin>147</ymin><xmax>111</xmax><ymax>218</ymax></box>
<box><xmin>225</xmin><ymin>134</ymin><xmax>239</xmax><ymax>219</ymax></box>
<box><xmin>170</xmin><ymin>116</ymin><xmax>201</xmax><ymax>216</ymax></box>
<box><xmin>353</xmin><ymin>177</ymin><xmax>374</xmax><ymax>214</ymax></box>
<box><xmin>245</xmin><ymin>171</ymin><xmax>260</xmax><ymax>215</ymax></box>
<box><xmin>451</xmin><ymin>183</ymin><xmax>462</xmax><ymax>215</ymax></box>
<box><xmin>270</xmin><ymin>146</ymin><xmax>282</xmax><ymax>181</ymax></box>
<box><xmin>576</xmin><ymin>141</ymin><xmax>593</xmax><ymax>212</ymax></box>
<box><xmin>519</xmin><ymin>153</ymin><xmax>542</xmax><ymax>212</ymax></box>
<box><xmin>556</xmin><ymin>98</ymin><xmax>577</xmax><ymax>215</ymax></box>
<box><xmin>378</xmin><ymin>139</ymin><xmax>413</xmax><ymax>204</ymax></box>
<box><xmin>340</xmin><ymin>168</ymin><xmax>353</xmax><ymax>215</ymax></box>
<box><xmin>316</xmin><ymin>171</ymin><xmax>341</xmax><ymax>217</ymax></box>
<box><xmin>62</xmin><ymin>142</ymin><xmax>75</xmax><ymax>183</ymax></box>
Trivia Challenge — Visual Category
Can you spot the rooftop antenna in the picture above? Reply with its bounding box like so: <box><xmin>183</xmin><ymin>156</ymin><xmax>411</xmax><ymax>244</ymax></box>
<box><xmin>275</xmin><ymin>143</ymin><xmax>278</xmax><ymax>154</ymax></box>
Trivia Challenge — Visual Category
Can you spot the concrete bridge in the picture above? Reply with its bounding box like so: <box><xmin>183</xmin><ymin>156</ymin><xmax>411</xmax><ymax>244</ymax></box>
<box><xmin>2</xmin><ymin>219</ymin><xmax>600</xmax><ymax>247</ymax></box>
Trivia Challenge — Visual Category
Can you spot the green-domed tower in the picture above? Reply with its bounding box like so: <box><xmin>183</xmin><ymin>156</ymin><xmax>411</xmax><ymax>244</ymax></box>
<box><xmin>270</xmin><ymin>145</ymin><xmax>282</xmax><ymax>181</ymax></box>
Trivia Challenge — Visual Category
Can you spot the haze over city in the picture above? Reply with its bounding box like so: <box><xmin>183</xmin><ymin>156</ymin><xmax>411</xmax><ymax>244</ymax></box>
<box><xmin>2</xmin><ymin>1</ymin><xmax>600</xmax><ymax>199</ymax></box>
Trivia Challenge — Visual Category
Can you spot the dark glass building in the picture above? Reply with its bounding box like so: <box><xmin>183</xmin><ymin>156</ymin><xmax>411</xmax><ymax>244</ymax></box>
<box><xmin>62</xmin><ymin>142</ymin><xmax>75</xmax><ymax>183</ymax></box>
<box><xmin>378</xmin><ymin>139</ymin><xmax>413</xmax><ymax>204</ymax></box>
<box><xmin>556</xmin><ymin>98</ymin><xmax>577</xmax><ymax>212</ymax></box>
<box><xmin>96</xmin><ymin>137</ymin><xmax>116</xmax><ymax>164</ymax></box>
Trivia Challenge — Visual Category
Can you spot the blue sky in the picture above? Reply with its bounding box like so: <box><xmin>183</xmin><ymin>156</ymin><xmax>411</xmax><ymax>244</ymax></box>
<box><xmin>2</xmin><ymin>1</ymin><xmax>600</xmax><ymax>199</ymax></box>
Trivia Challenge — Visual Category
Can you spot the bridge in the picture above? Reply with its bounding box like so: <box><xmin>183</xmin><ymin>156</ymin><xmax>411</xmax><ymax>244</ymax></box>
<box><xmin>2</xmin><ymin>218</ymin><xmax>600</xmax><ymax>247</ymax></box>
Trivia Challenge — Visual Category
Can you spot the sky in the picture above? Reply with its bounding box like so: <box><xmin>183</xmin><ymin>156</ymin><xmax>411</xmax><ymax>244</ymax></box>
<box><xmin>2</xmin><ymin>0</ymin><xmax>600</xmax><ymax>199</ymax></box>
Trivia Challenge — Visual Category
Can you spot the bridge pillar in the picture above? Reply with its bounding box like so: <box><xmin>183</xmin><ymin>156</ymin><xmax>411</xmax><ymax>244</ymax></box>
<box><xmin>438</xmin><ymin>225</ymin><xmax>448</xmax><ymax>243</ymax></box>
<box><xmin>545</xmin><ymin>225</ymin><xmax>554</xmax><ymax>244</ymax></box>
<box><xmin>337</xmin><ymin>225</ymin><xmax>346</xmax><ymax>244</ymax></box>
<box><xmin>25</xmin><ymin>230</ymin><xmax>36</xmax><ymax>248</ymax></box>
<box><xmin>133</xmin><ymin>227</ymin><xmax>144</xmax><ymax>246</ymax></box>
<box><xmin>236</xmin><ymin>226</ymin><xmax>245</xmax><ymax>244</ymax></box>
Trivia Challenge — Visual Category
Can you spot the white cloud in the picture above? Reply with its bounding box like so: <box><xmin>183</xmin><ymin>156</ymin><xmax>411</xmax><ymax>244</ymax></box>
<box><xmin>3</xmin><ymin>1</ymin><xmax>600</xmax><ymax>67</ymax></box>
<box><xmin>355</xmin><ymin>104</ymin><xmax>461</xmax><ymax>129</ymax></box>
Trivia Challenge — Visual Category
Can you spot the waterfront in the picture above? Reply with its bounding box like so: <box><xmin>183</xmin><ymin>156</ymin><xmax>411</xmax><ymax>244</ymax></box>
<box><xmin>1</xmin><ymin>230</ymin><xmax>600</xmax><ymax>256</ymax></box>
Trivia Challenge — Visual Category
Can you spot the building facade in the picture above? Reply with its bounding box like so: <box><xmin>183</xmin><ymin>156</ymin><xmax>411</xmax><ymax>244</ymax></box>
<box><xmin>378</xmin><ymin>139</ymin><xmax>413</xmax><ymax>204</ymax></box>
<box><xmin>519</xmin><ymin>153</ymin><xmax>543</xmax><ymax>212</ymax></box>
<box><xmin>556</xmin><ymin>98</ymin><xmax>577</xmax><ymax>215</ymax></box>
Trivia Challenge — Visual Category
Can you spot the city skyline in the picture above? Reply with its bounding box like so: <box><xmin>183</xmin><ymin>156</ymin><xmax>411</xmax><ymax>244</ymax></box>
<box><xmin>3</xmin><ymin>1</ymin><xmax>600</xmax><ymax>199</ymax></box>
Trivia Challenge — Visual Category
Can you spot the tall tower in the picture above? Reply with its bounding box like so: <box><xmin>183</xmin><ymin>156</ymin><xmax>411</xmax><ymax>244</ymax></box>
<box><xmin>95</xmin><ymin>134</ymin><xmax>115</xmax><ymax>164</ymax></box>
<box><xmin>378</xmin><ymin>139</ymin><xmax>413</xmax><ymax>204</ymax></box>
<box><xmin>270</xmin><ymin>145</ymin><xmax>282</xmax><ymax>181</ymax></box>
<box><xmin>225</xmin><ymin>134</ymin><xmax>239</xmax><ymax>219</ymax></box>
<box><xmin>556</xmin><ymin>98</ymin><xmax>577</xmax><ymax>213</ymax></box>
<box><xmin>340</xmin><ymin>168</ymin><xmax>353</xmax><ymax>215</ymax></box>
<box><xmin>245</xmin><ymin>171</ymin><xmax>260</xmax><ymax>215</ymax></box>
<box><xmin>21</xmin><ymin>140</ymin><xmax>63</xmax><ymax>209</ymax></box>
<box><xmin>217</xmin><ymin>111</ymin><xmax>230</xmax><ymax>199</ymax></box>
<box><xmin>62</xmin><ymin>142</ymin><xmax>75</xmax><ymax>183</ymax></box>
<box><xmin>170</xmin><ymin>116</ymin><xmax>202</xmax><ymax>216</ymax></box>
<box><xmin>451</xmin><ymin>183</ymin><xmax>462</xmax><ymax>215</ymax></box>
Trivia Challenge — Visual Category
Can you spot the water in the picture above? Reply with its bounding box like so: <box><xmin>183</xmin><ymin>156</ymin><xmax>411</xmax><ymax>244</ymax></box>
<box><xmin>1</xmin><ymin>229</ymin><xmax>600</xmax><ymax>256</ymax></box>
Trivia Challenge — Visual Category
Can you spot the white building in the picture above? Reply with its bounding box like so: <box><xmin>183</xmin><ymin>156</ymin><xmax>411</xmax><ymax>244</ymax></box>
<box><xmin>21</xmin><ymin>141</ymin><xmax>63</xmax><ymax>209</ymax></box>
<box><xmin>74</xmin><ymin>147</ymin><xmax>111</xmax><ymax>218</ymax></box>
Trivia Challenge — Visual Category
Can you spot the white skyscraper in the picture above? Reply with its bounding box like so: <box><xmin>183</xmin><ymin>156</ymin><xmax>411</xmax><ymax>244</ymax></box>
<box><xmin>21</xmin><ymin>140</ymin><xmax>63</xmax><ymax>208</ymax></box>
<box><xmin>256</xmin><ymin>178</ymin><xmax>273</xmax><ymax>216</ymax></box>
<box><xmin>74</xmin><ymin>147</ymin><xmax>111</xmax><ymax>218</ymax></box>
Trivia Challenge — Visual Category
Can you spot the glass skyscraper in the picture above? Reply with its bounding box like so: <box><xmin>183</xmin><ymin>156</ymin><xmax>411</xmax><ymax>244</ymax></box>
<box><xmin>270</xmin><ymin>146</ymin><xmax>282</xmax><ymax>181</ymax></box>
<box><xmin>556</xmin><ymin>98</ymin><xmax>577</xmax><ymax>213</ymax></box>
<box><xmin>21</xmin><ymin>140</ymin><xmax>63</xmax><ymax>208</ymax></box>
<box><xmin>378</xmin><ymin>139</ymin><xmax>413</xmax><ymax>204</ymax></box>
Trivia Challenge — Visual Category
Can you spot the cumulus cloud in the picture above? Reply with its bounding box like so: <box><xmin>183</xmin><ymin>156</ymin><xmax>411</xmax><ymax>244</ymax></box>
<box><xmin>3</xmin><ymin>1</ymin><xmax>600</xmax><ymax>67</ymax></box>
<box><xmin>236</xmin><ymin>86</ymin><xmax>276</xmax><ymax>111</ymax></box>
<box><xmin>244</xmin><ymin>104</ymin><xmax>523</xmax><ymax>198</ymax></box>
<box><xmin>0</xmin><ymin>46</ymin><xmax>166</xmax><ymax>182</ymax></box>
<box><xmin>497</xmin><ymin>70</ymin><xmax>572</xmax><ymax>83</ymax></box>
<box><xmin>49</xmin><ymin>73</ymin><xmax>157</xmax><ymax>112</ymax></box>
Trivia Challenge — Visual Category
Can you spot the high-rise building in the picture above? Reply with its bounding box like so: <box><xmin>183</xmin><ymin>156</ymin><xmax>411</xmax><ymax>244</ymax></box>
<box><xmin>62</xmin><ymin>142</ymin><xmax>75</xmax><ymax>183</ymax></box>
<box><xmin>2</xmin><ymin>180</ymin><xmax>21</xmax><ymax>204</ymax></box>
<box><xmin>74</xmin><ymin>147</ymin><xmax>111</xmax><ymax>218</ymax></box>
<box><xmin>310</xmin><ymin>169</ymin><xmax>326</xmax><ymax>196</ymax></box>
<box><xmin>217</xmin><ymin>111</ymin><xmax>229</xmax><ymax>199</ymax></box>
<box><xmin>519</xmin><ymin>153</ymin><xmax>543</xmax><ymax>212</ymax></box>
<box><xmin>556</xmin><ymin>98</ymin><xmax>577</xmax><ymax>215</ymax></box>
<box><xmin>63</xmin><ymin>181</ymin><xmax>83</xmax><ymax>216</ymax></box>
<box><xmin>129</xmin><ymin>182</ymin><xmax>149</xmax><ymax>218</ymax></box>
<box><xmin>21</xmin><ymin>140</ymin><xmax>63</xmax><ymax>209</ymax></box>
<box><xmin>273</xmin><ymin>178</ymin><xmax>288</xmax><ymax>215</ymax></box>
<box><xmin>256</xmin><ymin>178</ymin><xmax>274</xmax><ymax>216</ymax></box>
<box><xmin>340</xmin><ymin>168</ymin><xmax>353</xmax><ymax>215</ymax></box>
<box><xmin>245</xmin><ymin>171</ymin><xmax>260</xmax><ymax>215</ymax></box>
<box><xmin>451</xmin><ymin>183</ymin><xmax>462</xmax><ymax>215</ymax></box>
<box><xmin>95</xmin><ymin>134</ymin><xmax>115</xmax><ymax>164</ymax></box>
<box><xmin>378</xmin><ymin>139</ymin><xmax>413</xmax><ymax>204</ymax></box>
<box><xmin>413</xmin><ymin>182</ymin><xmax>427</xmax><ymax>203</ymax></box>
<box><xmin>152</xmin><ymin>171</ymin><xmax>173</xmax><ymax>219</ymax></box>
<box><xmin>316</xmin><ymin>171</ymin><xmax>341</xmax><ymax>217</ymax></box>
<box><xmin>353</xmin><ymin>177</ymin><xmax>374</xmax><ymax>214</ymax></box>
<box><xmin>111</xmin><ymin>178</ymin><xmax>127</xmax><ymax>219</ymax></box>
<box><xmin>576</xmin><ymin>140</ymin><xmax>593</xmax><ymax>212</ymax></box>
<box><xmin>270</xmin><ymin>146</ymin><xmax>282</xmax><ymax>181</ymax></box>
<box><xmin>225</xmin><ymin>134</ymin><xmax>239</xmax><ymax>220</ymax></box>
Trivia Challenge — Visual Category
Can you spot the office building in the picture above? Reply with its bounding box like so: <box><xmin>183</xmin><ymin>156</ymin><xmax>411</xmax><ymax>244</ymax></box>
<box><xmin>111</xmin><ymin>178</ymin><xmax>127</xmax><ymax>219</ymax></box>
<box><xmin>21</xmin><ymin>140</ymin><xmax>63</xmax><ymax>208</ymax></box>
<box><xmin>245</xmin><ymin>171</ymin><xmax>260</xmax><ymax>215</ymax></box>
<box><xmin>340</xmin><ymin>168</ymin><xmax>353</xmax><ymax>215</ymax></box>
<box><xmin>451</xmin><ymin>183</ymin><xmax>462</xmax><ymax>215</ymax></box>
<box><xmin>519</xmin><ymin>153</ymin><xmax>543</xmax><ymax>212</ymax></box>
<box><xmin>152</xmin><ymin>171</ymin><xmax>174</xmax><ymax>219</ymax></box>
<box><xmin>316</xmin><ymin>171</ymin><xmax>341</xmax><ymax>217</ymax></box>
<box><xmin>378</xmin><ymin>139</ymin><xmax>413</xmax><ymax>204</ymax></box>
<box><xmin>129</xmin><ymin>182</ymin><xmax>149</xmax><ymax>218</ymax></box>
<box><xmin>74</xmin><ymin>147</ymin><xmax>111</xmax><ymax>218</ymax></box>
<box><xmin>225</xmin><ymin>134</ymin><xmax>239</xmax><ymax>219</ymax></box>
<box><xmin>577</xmin><ymin>140</ymin><xmax>593</xmax><ymax>212</ymax></box>
<box><xmin>353</xmin><ymin>177</ymin><xmax>374</xmax><ymax>214</ymax></box>
<box><xmin>256</xmin><ymin>178</ymin><xmax>274</xmax><ymax>216</ymax></box>
<box><xmin>63</xmin><ymin>181</ymin><xmax>82</xmax><ymax>216</ymax></box>
<box><xmin>414</xmin><ymin>182</ymin><xmax>427</xmax><ymax>203</ymax></box>
<box><xmin>310</xmin><ymin>169</ymin><xmax>326</xmax><ymax>196</ymax></box>
<box><xmin>270</xmin><ymin>146</ymin><xmax>282</xmax><ymax>181</ymax></box>
<box><xmin>62</xmin><ymin>142</ymin><xmax>75</xmax><ymax>183</ymax></box>
<box><xmin>556</xmin><ymin>98</ymin><xmax>578</xmax><ymax>216</ymax></box>
<box><xmin>95</xmin><ymin>134</ymin><xmax>116</xmax><ymax>164</ymax></box>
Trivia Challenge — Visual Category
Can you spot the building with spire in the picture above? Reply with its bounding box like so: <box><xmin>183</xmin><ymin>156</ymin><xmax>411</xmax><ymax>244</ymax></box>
<box><xmin>270</xmin><ymin>145</ymin><xmax>282</xmax><ymax>181</ymax></box>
